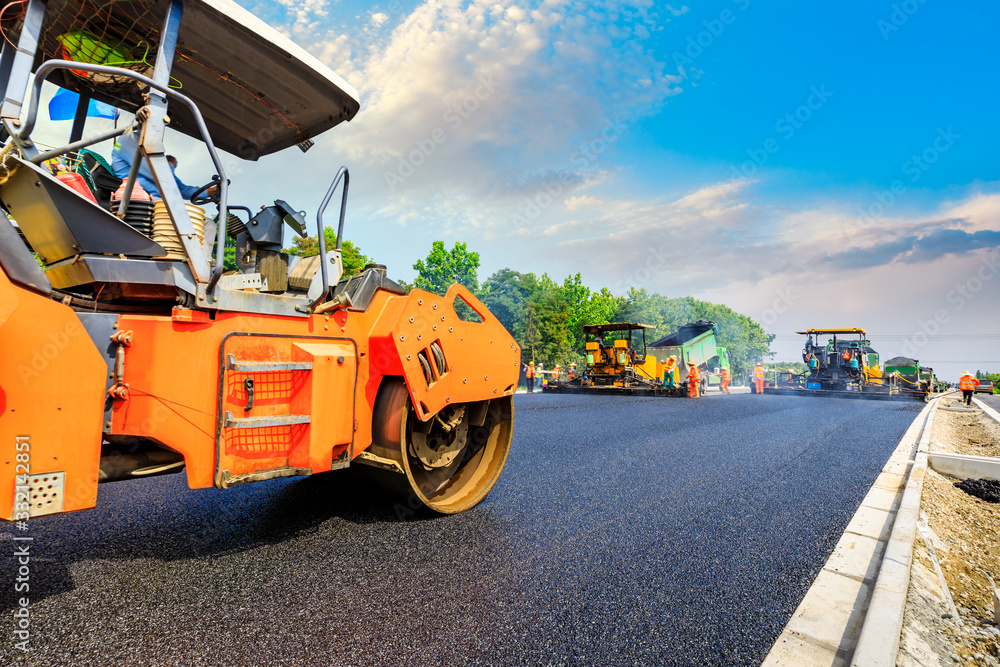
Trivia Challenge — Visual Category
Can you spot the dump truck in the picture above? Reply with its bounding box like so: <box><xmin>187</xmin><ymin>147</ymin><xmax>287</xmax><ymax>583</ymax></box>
<box><xmin>0</xmin><ymin>0</ymin><xmax>518</xmax><ymax>520</ymax></box>
<box><xmin>763</xmin><ymin>328</ymin><xmax>922</xmax><ymax>400</ymax></box>
<box><xmin>646</xmin><ymin>320</ymin><xmax>731</xmax><ymax>394</ymax></box>
<box><xmin>544</xmin><ymin>320</ymin><xmax>729</xmax><ymax>397</ymax></box>
<box><xmin>883</xmin><ymin>357</ymin><xmax>939</xmax><ymax>396</ymax></box>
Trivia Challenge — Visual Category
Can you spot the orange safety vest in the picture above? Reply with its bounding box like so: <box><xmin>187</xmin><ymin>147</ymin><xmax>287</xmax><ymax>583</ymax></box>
<box><xmin>721</xmin><ymin>368</ymin><xmax>731</xmax><ymax>381</ymax></box>
<box><xmin>687</xmin><ymin>365</ymin><xmax>700</xmax><ymax>381</ymax></box>
<box><xmin>525</xmin><ymin>365</ymin><xmax>534</xmax><ymax>378</ymax></box>
<box><xmin>959</xmin><ymin>375</ymin><xmax>978</xmax><ymax>390</ymax></box>
<box><xmin>754</xmin><ymin>366</ymin><xmax>765</xmax><ymax>380</ymax></box>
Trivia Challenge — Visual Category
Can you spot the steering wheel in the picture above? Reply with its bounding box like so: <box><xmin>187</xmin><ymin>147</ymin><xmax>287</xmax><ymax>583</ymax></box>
<box><xmin>190</xmin><ymin>175</ymin><xmax>222</xmax><ymax>205</ymax></box>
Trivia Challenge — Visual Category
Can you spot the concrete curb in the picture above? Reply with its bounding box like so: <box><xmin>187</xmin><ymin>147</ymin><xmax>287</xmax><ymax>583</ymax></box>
<box><xmin>849</xmin><ymin>398</ymin><xmax>938</xmax><ymax>666</ymax></box>
<box><xmin>928</xmin><ymin>452</ymin><xmax>1000</xmax><ymax>482</ymax></box>
<box><xmin>761</xmin><ymin>398</ymin><xmax>938</xmax><ymax>667</ymax></box>
<box><xmin>973</xmin><ymin>396</ymin><xmax>1000</xmax><ymax>425</ymax></box>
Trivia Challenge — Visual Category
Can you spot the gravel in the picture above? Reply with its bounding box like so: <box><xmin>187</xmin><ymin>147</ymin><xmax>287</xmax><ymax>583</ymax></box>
<box><xmin>0</xmin><ymin>392</ymin><xmax>922</xmax><ymax>666</ymax></box>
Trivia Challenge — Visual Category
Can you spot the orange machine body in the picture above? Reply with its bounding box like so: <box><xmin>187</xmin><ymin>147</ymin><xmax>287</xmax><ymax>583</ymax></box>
<box><xmin>0</xmin><ymin>267</ymin><xmax>107</xmax><ymax>519</ymax></box>
<box><xmin>0</xmin><ymin>271</ymin><xmax>519</xmax><ymax>519</ymax></box>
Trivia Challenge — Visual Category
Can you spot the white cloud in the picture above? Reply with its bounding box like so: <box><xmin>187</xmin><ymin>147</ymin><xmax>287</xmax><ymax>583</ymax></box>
<box><xmin>305</xmin><ymin>0</ymin><xmax>682</xmax><ymax>212</ymax></box>
<box><xmin>226</xmin><ymin>0</ymin><xmax>688</xmax><ymax>273</ymax></box>
<box><xmin>564</xmin><ymin>195</ymin><xmax>603</xmax><ymax>211</ymax></box>
<box><xmin>539</xmin><ymin>179</ymin><xmax>1000</xmax><ymax>298</ymax></box>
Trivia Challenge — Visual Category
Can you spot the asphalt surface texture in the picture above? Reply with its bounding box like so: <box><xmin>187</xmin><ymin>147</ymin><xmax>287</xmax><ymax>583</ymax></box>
<box><xmin>1</xmin><ymin>390</ymin><xmax>924</xmax><ymax>666</ymax></box>
<box><xmin>978</xmin><ymin>392</ymin><xmax>1000</xmax><ymax>412</ymax></box>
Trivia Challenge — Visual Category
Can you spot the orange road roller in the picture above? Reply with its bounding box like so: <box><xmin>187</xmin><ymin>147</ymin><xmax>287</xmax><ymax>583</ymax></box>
<box><xmin>0</xmin><ymin>0</ymin><xmax>518</xmax><ymax>520</ymax></box>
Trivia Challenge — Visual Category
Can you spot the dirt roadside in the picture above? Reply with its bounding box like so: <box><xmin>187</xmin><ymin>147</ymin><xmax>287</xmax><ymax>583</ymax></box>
<box><xmin>897</xmin><ymin>398</ymin><xmax>1000</xmax><ymax>667</ymax></box>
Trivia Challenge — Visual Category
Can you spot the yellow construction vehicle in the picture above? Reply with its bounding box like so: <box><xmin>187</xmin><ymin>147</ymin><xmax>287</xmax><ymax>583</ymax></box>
<box><xmin>764</xmin><ymin>328</ymin><xmax>922</xmax><ymax>400</ymax></box>
<box><xmin>545</xmin><ymin>323</ymin><xmax>669</xmax><ymax>394</ymax></box>
<box><xmin>582</xmin><ymin>323</ymin><xmax>655</xmax><ymax>385</ymax></box>
<box><xmin>545</xmin><ymin>321</ymin><xmax>732</xmax><ymax>397</ymax></box>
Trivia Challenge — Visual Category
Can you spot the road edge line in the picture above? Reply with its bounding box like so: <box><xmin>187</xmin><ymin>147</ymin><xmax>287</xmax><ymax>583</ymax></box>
<box><xmin>973</xmin><ymin>396</ymin><xmax>1000</xmax><ymax>425</ymax></box>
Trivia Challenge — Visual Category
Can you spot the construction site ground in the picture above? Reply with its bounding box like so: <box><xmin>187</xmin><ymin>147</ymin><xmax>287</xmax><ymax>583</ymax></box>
<box><xmin>1</xmin><ymin>391</ymin><xmax>921</xmax><ymax>666</ymax></box>
<box><xmin>898</xmin><ymin>395</ymin><xmax>1000</xmax><ymax>667</ymax></box>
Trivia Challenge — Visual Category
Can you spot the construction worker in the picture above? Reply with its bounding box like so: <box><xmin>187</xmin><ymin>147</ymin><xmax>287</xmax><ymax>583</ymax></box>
<box><xmin>718</xmin><ymin>367</ymin><xmax>731</xmax><ymax>394</ymax></box>
<box><xmin>568</xmin><ymin>362</ymin><xmax>576</xmax><ymax>380</ymax></box>
<box><xmin>553</xmin><ymin>364</ymin><xmax>561</xmax><ymax>382</ymax></box>
<box><xmin>687</xmin><ymin>363</ymin><xmax>701</xmax><ymax>398</ymax></box>
<box><xmin>959</xmin><ymin>371</ymin><xmax>979</xmax><ymax>406</ymax></box>
<box><xmin>112</xmin><ymin>124</ymin><xmax>213</xmax><ymax>200</ymax></box>
<box><xmin>524</xmin><ymin>362</ymin><xmax>535</xmax><ymax>393</ymax></box>
<box><xmin>754</xmin><ymin>362</ymin><xmax>766</xmax><ymax>394</ymax></box>
<box><xmin>662</xmin><ymin>356</ymin><xmax>678</xmax><ymax>392</ymax></box>
<box><xmin>805</xmin><ymin>350</ymin><xmax>818</xmax><ymax>376</ymax></box>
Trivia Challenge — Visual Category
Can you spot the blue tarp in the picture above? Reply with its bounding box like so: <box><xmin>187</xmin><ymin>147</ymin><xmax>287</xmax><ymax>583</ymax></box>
<box><xmin>48</xmin><ymin>88</ymin><xmax>117</xmax><ymax>121</ymax></box>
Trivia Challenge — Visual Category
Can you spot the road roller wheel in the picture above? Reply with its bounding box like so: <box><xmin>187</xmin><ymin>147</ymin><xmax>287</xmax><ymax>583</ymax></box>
<box><xmin>369</xmin><ymin>380</ymin><xmax>513</xmax><ymax>514</ymax></box>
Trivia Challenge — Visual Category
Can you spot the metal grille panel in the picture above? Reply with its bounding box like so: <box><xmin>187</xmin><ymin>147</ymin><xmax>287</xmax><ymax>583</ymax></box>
<box><xmin>225</xmin><ymin>423</ymin><xmax>308</xmax><ymax>458</ymax></box>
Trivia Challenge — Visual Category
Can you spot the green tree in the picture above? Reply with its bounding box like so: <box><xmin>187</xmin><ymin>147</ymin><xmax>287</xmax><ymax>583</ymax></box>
<box><xmin>524</xmin><ymin>273</ymin><xmax>572</xmax><ymax>365</ymax></box>
<box><xmin>412</xmin><ymin>241</ymin><xmax>480</xmax><ymax>295</ymax></box>
<box><xmin>559</xmin><ymin>276</ymin><xmax>623</xmax><ymax>364</ymax></box>
<box><xmin>480</xmin><ymin>268</ymin><xmax>539</xmax><ymax>346</ymax></box>
<box><xmin>223</xmin><ymin>244</ymin><xmax>238</xmax><ymax>272</ymax></box>
<box><xmin>284</xmin><ymin>226</ymin><xmax>373</xmax><ymax>278</ymax></box>
<box><xmin>613</xmin><ymin>288</ymin><xmax>664</xmax><ymax>332</ymax></box>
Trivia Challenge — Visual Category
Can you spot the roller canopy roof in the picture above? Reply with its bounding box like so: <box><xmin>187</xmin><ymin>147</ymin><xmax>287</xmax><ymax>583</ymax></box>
<box><xmin>28</xmin><ymin>0</ymin><xmax>360</xmax><ymax>159</ymax></box>
<box><xmin>581</xmin><ymin>323</ymin><xmax>654</xmax><ymax>335</ymax></box>
<box><xmin>795</xmin><ymin>328</ymin><xmax>868</xmax><ymax>335</ymax></box>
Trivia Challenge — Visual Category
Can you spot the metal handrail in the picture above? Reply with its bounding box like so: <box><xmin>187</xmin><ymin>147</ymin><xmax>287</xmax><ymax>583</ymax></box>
<box><xmin>30</xmin><ymin>122</ymin><xmax>137</xmax><ymax>164</ymax></box>
<box><xmin>19</xmin><ymin>60</ymin><xmax>228</xmax><ymax>286</ymax></box>
<box><xmin>310</xmin><ymin>166</ymin><xmax>350</xmax><ymax>312</ymax></box>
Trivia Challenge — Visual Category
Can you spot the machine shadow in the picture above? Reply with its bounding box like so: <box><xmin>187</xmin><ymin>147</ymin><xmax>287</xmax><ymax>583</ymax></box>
<box><xmin>0</xmin><ymin>469</ymin><xmax>443</xmax><ymax>611</ymax></box>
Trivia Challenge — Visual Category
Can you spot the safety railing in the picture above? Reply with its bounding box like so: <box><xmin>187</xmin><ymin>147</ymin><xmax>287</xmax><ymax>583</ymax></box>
<box><xmin>309</xmin><ymin>166</ymin><xmax>350</xmax><ymax>312</ymax></box>
<box><xmin>17</xmin><ymin>59</ymin><xmax>229</xmax><ymax>287</ymax></box>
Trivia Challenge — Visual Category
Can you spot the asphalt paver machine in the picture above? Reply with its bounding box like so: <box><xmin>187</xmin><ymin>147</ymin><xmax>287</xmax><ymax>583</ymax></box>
<box><xmin>544</xmin><ymin>322</ymin><xmax>665</xmax><ymax>395</ymax></box>
<box><xmin>764</xmin><ymin>328</ymin><xmax>920</xmax><ymax>400</ymax></box>
<box><xmin>0</xmin><ymin>0</ymin><xmax>518</xmax><ymax>520</ymax></box>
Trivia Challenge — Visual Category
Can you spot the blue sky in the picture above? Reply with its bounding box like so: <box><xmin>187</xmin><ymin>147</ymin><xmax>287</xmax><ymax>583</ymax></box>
<box><xmin>641</xmin><ymin>2</ymin><xmax>998</xmax><ymax>190</ymax></box>
<box><xmin>43</xmin><ymin>0</ymin><xmax>999</xmax><ymax>377</ymax></box>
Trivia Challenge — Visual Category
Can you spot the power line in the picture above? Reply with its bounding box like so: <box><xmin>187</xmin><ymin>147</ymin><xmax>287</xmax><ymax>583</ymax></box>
<box><xmin>771</xmin><ymin>335</ymin><xmax>1000</xmax><ymax>341</ymax></box>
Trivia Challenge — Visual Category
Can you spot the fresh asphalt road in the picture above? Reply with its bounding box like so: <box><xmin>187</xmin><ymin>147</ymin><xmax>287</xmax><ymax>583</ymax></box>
<box><xmin>1</xmin><ymin>391</ymin><xmax>924</xmax><ymax>666</ymax></box>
